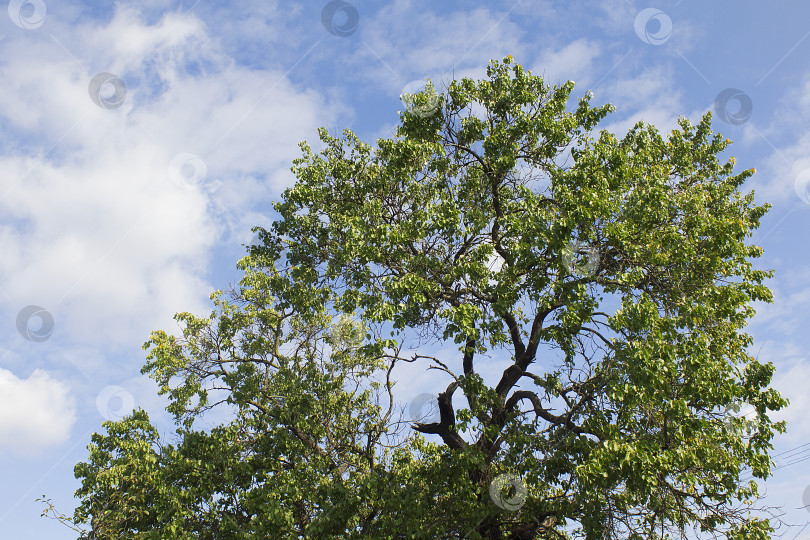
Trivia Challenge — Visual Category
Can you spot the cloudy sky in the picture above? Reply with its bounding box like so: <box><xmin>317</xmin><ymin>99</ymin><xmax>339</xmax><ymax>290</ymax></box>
<box><xmin>2</xmin><ymin>0</ymin><xmax>810</xmax><ymax>537</ymax></box>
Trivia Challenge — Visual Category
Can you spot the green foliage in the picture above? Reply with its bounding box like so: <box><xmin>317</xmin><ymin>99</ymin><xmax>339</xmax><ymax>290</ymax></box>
<box><xmin>57</xmin><ymin>55</ymin><xmax>787</xmax><ymax>539</ymax></box>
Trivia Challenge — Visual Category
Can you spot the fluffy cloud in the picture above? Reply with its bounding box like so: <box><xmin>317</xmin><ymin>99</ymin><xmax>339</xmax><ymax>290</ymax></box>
<box><xmin>349</xmin><ymin>4</ymin><xmax>526</xmax><ymax>94</ymax></box>
<box><xmin>742</xmin><ymin>76</ymin><xmax>810</xmax><ymax>206</ymax></box>
<box><xmin>531</xmin><ymin>38</ymin><xmax>602</xmax><ymax>88</ymax></box>
<box><xmin>0</xmin><ymin>5</ymin><xmax>343</xmax><ymax>347</ymax></box>
<box><xmin>0</xmin><ymin>368</ymin><xmax>76</xmax><ymax>455</ymax></box>
<box><xmin>753</xmin><ymin>340</ymin><xmax>810</xmax><ymax>445</ymax></box>
<box><xmin>596</xmin><ymin>65</ymin><xmax>691</xmax><ymax>137</ymax></box>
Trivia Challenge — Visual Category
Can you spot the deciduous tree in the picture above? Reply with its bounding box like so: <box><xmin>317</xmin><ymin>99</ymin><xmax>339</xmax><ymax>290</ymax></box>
<box><xmin>55</xmin><ymin>55</ymin><xmax>787</xmax><ymax>539</ymax></box>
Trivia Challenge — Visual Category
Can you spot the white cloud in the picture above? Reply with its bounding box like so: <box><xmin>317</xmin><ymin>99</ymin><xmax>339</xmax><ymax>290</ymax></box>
<box><xmin>741</xmin><ymin>76</ymin><xmax>810</xmax><ymax>206</ymax></box>
<box><xmin>748</xmin><ymin>264</ymin><xmax>810</xmax><ymax>338</ymax></box>
<box><xmin>87</xmin><ymin>7</ymin><xmax>207</xmax><ymax>68</ymax></box>
<box><xmin>353</xmin><ymin>4</ymin><xmax>526</xmax><ymax>94</ymax></box>
<box><xmin>754</xmin><ymin>340</ymin><xmax>810</xmax><ymax>445</ymax></box>
<box><xmin>0</xmin><ymin>368</ymin><xmax>76</xmax><ymax>455</ymax></box>
<box><xmin>591</xmin><ymin>64</ymin><xmax>715</xmax><ymax>142</ymax></box>
<box><xmin>531</xmin><ymin>38</ymin><xmax>602</xmax><ymax>88</ymax></box>
<box><xmin>0</xmin><ymin>5</ymin><xmax>344</xmax><ymax>348</ymax></box>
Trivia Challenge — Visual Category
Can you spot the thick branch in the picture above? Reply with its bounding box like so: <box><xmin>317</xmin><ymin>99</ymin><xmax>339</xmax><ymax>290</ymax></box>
<box><xmin>462</xmin><ymin>335</ymin><xmax>475</xmax><ymax>376</ymax></box>
<box><xmin>411</xmin><ymin>381</ymin><xmax>468</xmax><ymax>449</ymax></box>
<box><xmin>461</xmin><ymin>334</ymin><xmax>493</xmax><ymax>426</ymax></box>
<box><xmin>494</xmin><ymin>301</ymin><xmax>561</xmax><ymax>399</ymax></box>
<box><xmin>503</xmin><ymin>390</ymin><xmax>587</xmax><ymax>435</ymax></box>
<box><xmin>502</xmin><ymin>311</ymin><xmax>526</xmax><ymax>361</ymax></box>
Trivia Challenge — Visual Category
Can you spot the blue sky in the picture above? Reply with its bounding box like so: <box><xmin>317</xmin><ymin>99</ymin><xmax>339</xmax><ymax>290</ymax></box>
<box><xmin>2</xmin><ymin>0</ymin><xmax>810</xmax><ymax>538</ymax></box>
